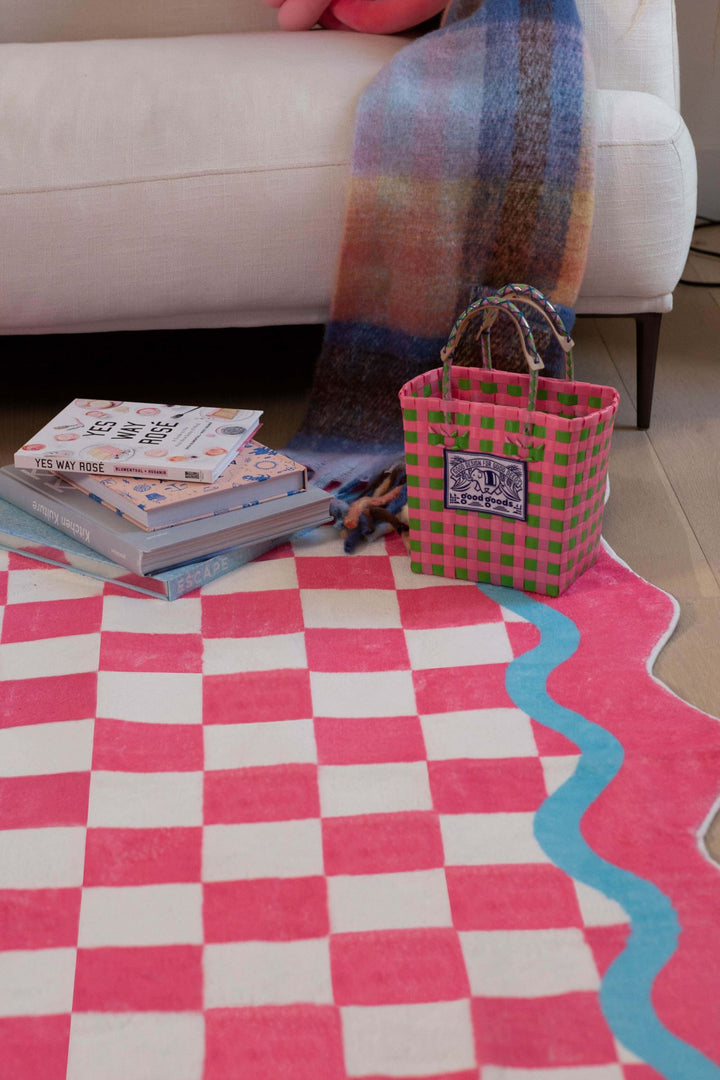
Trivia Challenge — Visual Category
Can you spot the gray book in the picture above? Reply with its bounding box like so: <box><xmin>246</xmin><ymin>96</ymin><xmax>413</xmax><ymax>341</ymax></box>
<box><xmin>0</xmin><ymin>465</ymin><xmax>332</xmax><ymax>575</ymax></box>
<box><xmin>0</xmin><ymin>497</ymin><xmax>294</xmax><ymax>600</ymax></box>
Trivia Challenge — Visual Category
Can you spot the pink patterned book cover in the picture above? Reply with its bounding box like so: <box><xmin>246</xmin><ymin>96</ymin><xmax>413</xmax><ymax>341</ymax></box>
<box><xmin>59</xmin><ymin>441</ymin><xmax>308</xmax><ymax>530</ymax></box>
<box><xmin>14</xmin><ymin>399</ymin><xmax>263</xmax><ymax>483</ymax></box>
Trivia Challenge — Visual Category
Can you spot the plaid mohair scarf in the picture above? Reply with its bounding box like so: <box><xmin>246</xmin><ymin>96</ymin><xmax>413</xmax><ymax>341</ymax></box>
<box><xmin>288</xmin><ymin>0</ymin><xmax>595</xmax><ymax>496</ymax></box>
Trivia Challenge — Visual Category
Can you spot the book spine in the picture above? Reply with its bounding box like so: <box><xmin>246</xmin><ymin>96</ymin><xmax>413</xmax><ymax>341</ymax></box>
<box><xmin>0</xmin><ymin>477</ymin><xmax>144</xmax><ymax>575</ymax></box>
<box><xmin>14</xmin><ymin>451</ymin><xmax>216</xmax><ymax>483</ymax></box>
<box><xmin>162</xmin><ymin>535</ymin><xmax>285</xmax><ymax>600</ymax></box>
<box><xmin>0</xmin><ymin>532</ymin><xmax>173</xmax><ymax>599</ymax></box>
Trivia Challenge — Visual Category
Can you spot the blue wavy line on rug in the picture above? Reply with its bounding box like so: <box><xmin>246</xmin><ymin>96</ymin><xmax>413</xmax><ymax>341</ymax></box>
<box><xmin>479</xmin><ymin>582</ymin><xmax>720</xmax><ymax>1080</ymax></box>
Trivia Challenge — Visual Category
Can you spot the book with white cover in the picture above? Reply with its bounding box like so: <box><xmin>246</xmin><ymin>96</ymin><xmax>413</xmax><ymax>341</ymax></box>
<box><xmin>58</xmin><ymin>439</ymin><xmax>307</xmax><ymax>530</ymax></box>
<box><xmin>0</xmin><ymin>466</ymin><xmax>332</xmax><ymax>576</ymax></box>
<box><xmin>0</xmin><ymin>497</ymin><xmax>294</xmax><ymax>601</ymax></box>
<box><xmin>14</xmin><ymin>398</ymin><xmax>263</xmax><ymax>482</ymax></box>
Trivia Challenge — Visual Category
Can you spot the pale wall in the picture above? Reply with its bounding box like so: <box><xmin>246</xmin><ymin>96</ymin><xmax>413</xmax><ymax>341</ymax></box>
<box><xmin>677</xmin><ymin>0</ymin><xmax>720</xmax><ymax>219</ymax></box>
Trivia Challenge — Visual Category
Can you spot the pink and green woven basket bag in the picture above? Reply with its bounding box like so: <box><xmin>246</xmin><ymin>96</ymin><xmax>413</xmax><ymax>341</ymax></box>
<box><xmin>398</xmin><ymin>285</ymin><xmax>620</xmax><ymax>597</ymax></box>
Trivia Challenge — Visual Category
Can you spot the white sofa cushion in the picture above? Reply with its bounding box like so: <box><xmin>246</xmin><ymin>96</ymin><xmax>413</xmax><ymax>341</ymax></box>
<box><xmin>2</xmin><ymin>0</ymin><xmax>681</xmax><ymax>113</ymax></box>
<box><xmin>576</xmin><ymin>88</ymin><xmax>696</xmax><ymax>315</ymax></box>
<box><xmin>0</xmin><ymin>31</ymin><xmax>408</xmax><ymax>333</ymax></box>
<box><xmin>0</xmin><ymin>30</ymin><xmax>695</xmax><ymax>333</ymax></box>
<box><xmin>577</xmin><ymin>0</ymin><xmax>678</xmax><ymax>108</ymax></box>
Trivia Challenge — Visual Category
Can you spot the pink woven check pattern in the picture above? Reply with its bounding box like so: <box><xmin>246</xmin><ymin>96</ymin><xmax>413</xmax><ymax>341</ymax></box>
<box><xmin>400</xmin><ymin>365</ymin><xmax>619</xmax><ymax>596</ymax></box>
<box><xmin>0</xmin><ymin>528</ymin><xmax>668</xmax><ymax>1080</ymax></box>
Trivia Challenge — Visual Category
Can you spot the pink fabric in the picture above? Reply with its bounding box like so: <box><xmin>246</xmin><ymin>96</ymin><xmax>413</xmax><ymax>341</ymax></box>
<box><xmin>0</xmin><ymin>527</ymin><xmax>718</xmax><ymax>1078</ymax></box>
<box><xmin>400</xmin><ymin>363</ymin><xmax>619</xmax><ymax>595</ymax></box>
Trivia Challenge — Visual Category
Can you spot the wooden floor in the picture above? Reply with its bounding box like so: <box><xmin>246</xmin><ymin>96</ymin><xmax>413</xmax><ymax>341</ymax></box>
<box><xmin>2</xmin><ymin>230</ymin><xmax>719</xmax><ymax>846</ymax></box>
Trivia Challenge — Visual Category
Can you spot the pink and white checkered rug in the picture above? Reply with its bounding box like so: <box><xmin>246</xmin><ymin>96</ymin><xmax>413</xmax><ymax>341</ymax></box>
<box><xmin>1</xmin><ymin>526</ymin><xmax>719</xmax><ymax>1080</ymax></box>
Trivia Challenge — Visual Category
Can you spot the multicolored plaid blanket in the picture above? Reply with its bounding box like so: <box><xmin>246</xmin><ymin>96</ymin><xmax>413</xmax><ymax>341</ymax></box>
<box><xmin>289</xmin><ymin>0</ymin><xmax>595</xmax><ymax>491</ymax></box>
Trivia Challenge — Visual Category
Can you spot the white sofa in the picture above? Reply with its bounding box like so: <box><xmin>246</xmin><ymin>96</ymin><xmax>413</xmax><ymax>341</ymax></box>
<box><xmin>0</xmin><ymin>0</ymin><xmax>696</xmax><ymax>427</ymax></box>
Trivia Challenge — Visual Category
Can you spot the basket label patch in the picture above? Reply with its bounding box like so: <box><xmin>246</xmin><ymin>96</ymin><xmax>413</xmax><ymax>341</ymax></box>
<box><xmin>444</xmin><ymin>449</ymin><xmax>527</xmax><ymax>520</ymax></box>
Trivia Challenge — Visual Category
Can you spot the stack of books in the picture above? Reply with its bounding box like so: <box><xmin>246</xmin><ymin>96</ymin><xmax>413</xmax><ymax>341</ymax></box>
<box><xmin>0</xmin><ymin>398</ymin><xmax>332</xmax><ymax>599</ymax></box>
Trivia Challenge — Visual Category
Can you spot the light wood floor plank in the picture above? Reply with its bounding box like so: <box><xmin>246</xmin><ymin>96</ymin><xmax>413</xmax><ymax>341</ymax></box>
<box><xmin>572</xmin><ymin>314</ymin><xmax>720</xmax><ymax>718</ymax></box>
<box><xmin>593</xmin><ymin>287</ymin><xmax>720</xmax><ymax>587</ymax></box>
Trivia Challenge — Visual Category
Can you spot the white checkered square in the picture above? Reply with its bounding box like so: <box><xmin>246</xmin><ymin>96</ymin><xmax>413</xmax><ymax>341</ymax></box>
<box><xmin>319</xmin><ymin>762</ymin><xmax>432</xmax><ymax>817</ymax></box>
<box><xmin>542</xmin><ymin>755</ymin><xmax>581</xmax><ymax>794</ymax></box>
<box><xmin>301</xmin><ymin>589</ymin><xmax>401</xmax><ymax>628</ymax></box>
<box><xmin>87</xmin><ymin>772</ymin><xmax>203</xmax><ymax>827</ymax></box>
<box><xmin>202</xmin><ymin>552</ymin><xmax>299</xmax><ymax>591</ymax></box>
<box><xmin>310</xmin><ymin>671</ymin><xmax>416</xmax><ymax>718</ymax></box>
<box><xmin>0</xmin><ymin>826</ymin><xmax>86</xmax><ymax>887</ymax></box>
<box><xmin>6</xmin><ymin>567</ymin><xmax>103</xmax><ymax>603</ymax></box>
<box><xmin>203</xmin><ymin>719</ymin><xmax>316</xmax><ymax>770</ymax></box>
<box><xmin>0</xmin><ymin>718</ymin><xmax>93</xmax><ymax>776</ymax></box>
<box><xmin>204</xmin><ymin>939</ymin><xmax>333</xmax><ymax>1007</ymax></box>
<box><xmin>67</xmin><ymin>1013</ymin><xmax>205</xmax><ymax>1080</ymax></box>
<box><xmin>341</xmin><ymin>1001</ymin><xmax>476</xmax><ymax>1076</ymax></box>
<box><xmin>406</xmin><ymin>623</ymin><xmax>512</xmax><ymax>669</ymax></box>
<box><xmin>96</xmin><ymin>672</ymin><xmax>203</xmax><ymax>724</ymax></box>
<box><xmin>328</xmin><ymin>870</ymin><xmax>452</xmax><ymax>932</ymax></box>
<box><xmin>0</xmin><ymin>633</ymin><xmax>100</xmax><ymax>680</ymax></box>
<box><xmin>421</xmin><ymin>708</ymin><xmax>536</xmax><ymax>759</ymax></box>
<box><xmin>78</xmin><ymin>885</ymin><xmax>204</xmax><ymax>946</ymax></box>
<box><xmin>202</xmin><ymin>820</ymin><xmax>324</xmax><ymax>882</ymax></box>
<box><xmin>574</xmin><ymin>881</ymin><xmax>630</xmax><ymax>926</ymax></box>
<box><xmin>203</xmin><ymin>632</ymin><xmax>307</xmax><ymax>673</ymax></box>
<box><xmin>459</xmin><ymin>928</ymin><xmax>600</xmax><ymax>997</ymax></box>
<box><xmin>440</xmin><ymin>812</ymin><xmax>550</xmax><ymax>865</ymax></box>
<box><xmin>390</xmin><ymin>556</ymin><xmax>468</xmax><ymax>589</ymax></box>
<box><xmin>0</xmin><ymin>948</ymin><xmax>76</xmax><ymax>1015</ymax></box>
<box><xmin>101</xmin><ymin>594</ymin><xmax>202</xmax><ymax>633</ymax></box>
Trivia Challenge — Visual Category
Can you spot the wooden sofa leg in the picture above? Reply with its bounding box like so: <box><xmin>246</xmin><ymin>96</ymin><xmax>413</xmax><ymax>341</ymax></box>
<box><xmin>635</xmin><ymin>313</ymin><xmax>662</xmax><ymax>430</ymax></box>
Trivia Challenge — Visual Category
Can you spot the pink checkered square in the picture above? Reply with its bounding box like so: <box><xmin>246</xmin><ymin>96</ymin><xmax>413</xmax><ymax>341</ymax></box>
<box><xmin>203</xmin><ymin>878</ymin><xmax>329</xmax><ymax>942</ymax></box>
<box><xmin>446</xmin><ymin>865</ymin><xmax>584</xmax><ymax>929</ymax></box>
<box><xmin>429</xmin><ymin>757</ymin><xmax>547</xmax><ymax>813</ymax></box>
<box><xmin>1</xmin><ymin>672</ymin><xmax>96</xmax><ymax>729</ymax></box>
<box><xmin>73</xmin><ymin>946</ymin><xmax>203</xmax><ymax>1011</ymax></box>
<box><xmin>314</xmin><ymin>715</ymin><xmax>425</xmax><ymax>764</ymax></box>
<box><xmin>0</xmin><ymin>888</ymin><xmax>81</xmax><ymax>949</ymax></box>
<box><xmin>531</xmin><ymin>717</ymin><xmax>580</xmax><ymax>755</ymax></box>
<box><xmin>413</xmin><ymin>663</ymin><xmax>513</xmax><ymax>713</ymax></box>
<box><xmin>205</xmin><ymin>1006</ymin><xmax>346</xmax><ymax>1080</ymax></box>
<box><xmin>204</xmin><ymin>764</ymin><xmax>320</xmax><ymax>823</ymax></box>
<box><xmin>331</xmin><ymin>928</ymin><xmax>470</xmax><ymax>1004</ymax></box>
<box><xmin>0</xmin><ymin>1015</ymin><xmax>71</xmax><ymax>1080</ymax></box>
<box><xmin>99</xmin><ymin>631</ymin><xmax>203</xmax><ymax>672</ymax></box>
<box><xmin>0</xmin><ymin>773</ymin><xmax>90</xmax><ymax>828</ymax></box>
<box><xmin>83</xmin><ymin>828</ymin><xmax>202</xmax><ymax>886</ymax></box>
<box><xmin>305</xmin><ymin>627</ymin><xmax>410</xmax><ymax>672</ymax></box>
<box><xmin>322</xmin><ymin>812</ymin><xmax>445</xmax><ymax>875</ymax></box>
<box><xmin>92</xmin><ymin>718</ymin><xmax>203</xmax><ymax>772</ymax></box>
<box><xmin>296</xmin><ymin>555</ymin><xmax>396</xmax><ymax>590</ymax></box>
<box><xmin>471</xmin><ymin>992</ymin><xmax>617</xmax><ymax>1068</ymax></box>
<box><xmin>397</xmin><ymin>584</ymin><xmax>502</xmax><ymax>629</ymax></box>
<box><xmin>202</xmin><ymin>589</ymin><xmax>304</xmax><ymax>638</ymax></box>
<box><xmin>1</xmin><ymin>597</ymin><xmax>102</xmax><ymax>643</ymax></box>
<box><xmin>203</xmin><ymin>669</ymin><xmax>312</xmax><ymax>724</ymax></box>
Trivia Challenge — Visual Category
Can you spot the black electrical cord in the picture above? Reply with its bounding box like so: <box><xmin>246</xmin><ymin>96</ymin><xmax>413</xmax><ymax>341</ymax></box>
<box><xmin>679</xmin><ymin>216</ymin><xmax>720</xmax><ymax>287</ymax></box>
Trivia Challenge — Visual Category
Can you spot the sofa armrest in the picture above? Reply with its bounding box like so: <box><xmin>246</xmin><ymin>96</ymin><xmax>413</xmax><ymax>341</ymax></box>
<box><xmin>1</xmin><ymin>0</ymin><xmax>280</xmax><ymax>44</ymax></box>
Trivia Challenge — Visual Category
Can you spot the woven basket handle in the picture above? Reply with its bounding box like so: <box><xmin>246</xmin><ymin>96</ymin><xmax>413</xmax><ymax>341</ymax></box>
<box><xmin>440</xmin><ymin>287</ymin><xmax>574</xmax><ymax>382</ymax></box>
<box><xmin>494</xmin><ymin>284</ymin><xmax>575</xmax><ymax>379</ymax></box>
<box><xmin>440</xmin><ymin>296</ymin><xmax>544</xmax><ymax>414</ymax></box>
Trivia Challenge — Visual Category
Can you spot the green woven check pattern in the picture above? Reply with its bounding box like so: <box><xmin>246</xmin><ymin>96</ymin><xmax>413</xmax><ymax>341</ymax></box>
<box><xmin>399</xmin><ymin>364</ymin><xmax>619</xmax><ymax>597</ymax></box>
